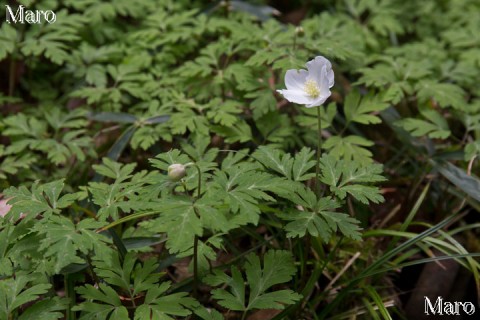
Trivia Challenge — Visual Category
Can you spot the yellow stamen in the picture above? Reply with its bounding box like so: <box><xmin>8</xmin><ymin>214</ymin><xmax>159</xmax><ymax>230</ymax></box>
<box><xmin>304</xmin><ymin>79</ymin><xmax>320</xmax><ymax>98</ymax></box>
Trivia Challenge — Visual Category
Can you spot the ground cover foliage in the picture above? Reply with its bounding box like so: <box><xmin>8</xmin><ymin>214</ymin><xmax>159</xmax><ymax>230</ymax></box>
<box><xmin>1</xmin><ymin>0</ymin><xmax>480</xmax><ymax>319</ymax></box>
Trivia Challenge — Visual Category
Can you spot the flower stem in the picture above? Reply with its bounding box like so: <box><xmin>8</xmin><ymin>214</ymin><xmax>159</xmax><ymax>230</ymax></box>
<box><xmin>193</xmin><ymin>234</ymin><xmax>199</xmax><ymax>297</ymax></box>
<box><xmin>315</xmin><ymin>106</ymin><xmax>322</xmax><ymax>198</ymax></box>
<box><xmin>196</xmin><ymin>166</ymin><xmax>201</xmax><ymax>198</ymax></box>
<box><xmin>192</xmin><ymin>164</ymin><xmax>202</xmax><ymax>298</ymax></box>
<box><xmin>241</xmin><ymin>311</ymin><xmax>247</xmax><ymax>320</ymax></box>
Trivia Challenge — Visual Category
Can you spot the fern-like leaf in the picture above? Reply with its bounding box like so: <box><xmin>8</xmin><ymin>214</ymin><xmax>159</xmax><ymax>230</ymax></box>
<box><xmin>204</xmin><ymin>250</ymin><xmax>301</xmax><ymax>312</ymax></box>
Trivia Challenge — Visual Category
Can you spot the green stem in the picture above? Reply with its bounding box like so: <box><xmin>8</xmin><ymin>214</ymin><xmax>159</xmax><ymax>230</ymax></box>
<box><xmin>192</xmin><ymin>164</ymin><xmax>202</xmax><ymax>298</ymax></box>
<box><xmin>315</xmin><ymin>106</ymin><xmax>323</xmax><ymax>198</ymax></box>
<box><xmin>64</xmin><ymin>274</ymin><xmax>76</xmax><ymax>320</ymax></box>
<box><xmin>195</xmin><ymin>165</ymin><xmax>201</xmax><ymax>198</ymax></box>
<box><xmin>193</xmin><ymin>235</ymin><xmax>199</xmax><ymax>297</ymax></box>
<box><xmin>241</xmin><ymin>311</ymin><xmax>247</xmax><ymax>320</ymax></box>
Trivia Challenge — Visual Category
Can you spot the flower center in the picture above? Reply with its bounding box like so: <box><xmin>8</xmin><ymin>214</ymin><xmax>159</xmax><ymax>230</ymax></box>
<box><xmin>304</xmin><ymin>79</ymin><xmax>320</xmax><ymax>98</ymax></box>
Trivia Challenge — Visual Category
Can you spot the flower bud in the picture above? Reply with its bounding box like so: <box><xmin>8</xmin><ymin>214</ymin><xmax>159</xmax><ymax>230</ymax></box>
<box><xmin>168</xmin><ymin>163</ymin><xmax>186</xmax><ymax>181</ymax></box>
<box><xmin>295</xmin><ymin>26</ymin><xmax>305</xmax><ymax>37</ymax></box>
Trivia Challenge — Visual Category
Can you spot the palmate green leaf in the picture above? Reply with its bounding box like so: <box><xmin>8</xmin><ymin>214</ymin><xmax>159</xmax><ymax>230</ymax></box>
<box><xmin>225</xmin><ymin>63</ymin><xmax>260</xmax><ymax>92</ymax></box>
<box><xmin>73</xmin><ymin>284</ymin><xmax>129</xmax><ymax>320</ymax></box>
<box><xmin>32</xmin><ymin>130</ymin><xmax>92</xmax><ymax>165</ymax></box>
<box><xmin>81</xmin><ymin>0</ymin><xmax>155</xmax><ymax>21</ymax></box>
<box><xmin>88</xmin><ymin>180</ymin><xmax>147</xmax><ymax>220</ymax></box>
<box><xmin>194</xmin><ymin>306</ymin><xmax>225</xmax><ymax>320</ymax></box>
<box><xmin>0</xmin><ymin>274</ymin><xmax>51</xmax><ymax>319</ymax></box>
<box><xmin>44</xmin><ymin>108</ymin><xmax>88</xmax><ymax>130</ymax></box>
<box><xmin>302</xmin><ymin>12</ymin><xmax>366</xmax><ymax>61</ymax></box>
<box><xmin>395</xmin><ymin>118</ymin><xmax>449</xmax><ymax>139</ymax></box>
<box><xmin>367</xmin><ymin>5</ymin><xmax>404</xmax><ymax>36</ymax></box>
<box><xmin>18</xmin><ymin>297</ymin><xmax>68</xmax><ymax>320</ymax></box>
<box><xmin>130</xmin><ymin>115</ymin><xmax>172</xmax><ymax>150</ymax></box>
<box><xmin>21</xmin><ymin>12</ymin><xmax>86</xmax><ymax>64</ymax></box>
<box><xmin>134</xmin><ymin>283</ymin><xmax>198</xmax><ymax>320</ymax></box>
<box><xmin>131</xmin><ymin>126</ymin><xmax>157</xmax><ymax>150</ymax></box>
<box><xmin>465</xmin><ymin>140</ymin><xmax>480</xmax><ymax>161</ymax></box>
<box><xmin>63</xmin><ymin>42</ymin><xmax>116</xmax><ymax>87</ymax></box>
<box><xmin>2</xmin><ymin>109</ymin><xmax>92</xmax><ymax>165</ymax></box>
<box><xmin>205</xmin><ymin>250</ymin><xmax>301</xmax><ymax>312</ymax></box>
<box><xmin>92</xmin><ymin>249</ymin><xmax>133</xmax><ymax>290</ymax></box>
<box><xmin>0</xmin><ymin>219</ymin><xmax>48</xmax><ymax>276</ymax></box>
<box><xmin>0</xmin><ymin>154</ymin><xmax>36</xmax><ymax>179</ymax></box>
<box><xmin>108</xmin><ymin>64</ymin><xmax>153</xmax><ymax>101</ymax></box>
<box><xmin>279</xmin><ymin>187</ymin><xmax>361</xmax><ymax>241</ymax></box>
<box><xmin>93</xmin><ymin>157</ymin><xmax>137</xmax><ymax>181</ymax></box>
<box><xmin>3</xmin><ymin>179</ymin><xmax>76</xmax><ymax>220</ymax></box>
<box><xmin>72</xmin><ymin>62</ymin><xmax>152</xmax><ymax>110</ymax></box>
<box><xmin>211</xmin><ymin>121</ymin><xmax>253</xmax><ymax>144</ymax></box>
<box><xmin>323</xmin><ymin>135</ymin><xmax>374</xmax><ymax>164</ymax></box>
<box><xmin>255</xmin><ymin>112</ymin><xmax>295</xmax><ymax>148</ymax></box>
<box><xmin>357</xmin><ymin>56</ymin><xmax>430</xmax><ymax>92</ymax></box>
<box><xmin>246</xmin><ymin>46</ymin><xmax>285</xmax><ymax>68</ymax></box>
<box><xmin>92</xmin><ymin>250</ymin><xmax>161</xmax><ymax>296</ymax></box>
<box><xmin>247</xmin><ymin>89</ymin><xmax>277</xmax><ymax>120</ymax></box>
<box><xmin>344</xmin><ymin>90</ymin><xmax>389</xmax><ymax>125</ymax></box>
<box><xmin>88</xmin><ymin>158</ymin><xmax>153</xmax><ymax>220</ymax></box>
<box><xmin>132</xmin><ymin>258</ymin><xmax>162</xmax><ymax>294</ymax></box>
<box><xmin>128</xmin><ymin>6</ymin><xmax>201</xmax><ymax>49</ymax></box>
<box><xmin>141</xmin><ymin>198</ymin><xmax>202</xmax><ymax>254</ymax></box>
<box><xmin>415</xmin><ymin>80</ymin><xmax>466</xmax><ymax>110</ymax></box>
<box><xmin>192</xmin><ymin>237</ymin><xmax>224</xmax><ymax>275</ymax></box>
<box><xmin>220</xmin><ymin>149</ymin><xmax>249</xmax><ymax>170</ymax></box>
<box><xmin>320</xmin><ymin>154</ymin><xmax>385</xmax><ymax>204</ymax></box>
<box><xmin>170</xmin><ymin>109</ymin><xmax>210</xmax><ymax>136</ymax></box>
<box><xmin>396</xmin><ymin>107</ymin><xmax>450</xmax><ymax>139</ymax></box>
<box><xmin>2</xmin><ymin>113</ymin><xmax>46</xmax><ymax>139</ymax></box>
<box><xmin>357</xmin><ymin>63</ymin><xmax>398</xmax><ymax>88</ymax></box>
<box><xmin>209</xmin><ymin>164</ymin><xmax>276</xmax><ymax>226</ymax></box>
<box><xmin>77</xmin><ymin>255</ymin><xmax>196</xmax><ymax>319</ymax></box>
<box><xmin>382</xmin><ymin>82</ymin><xmax>407</xmax><ymax>104</ymax></box>
<box><xmin>253</xmin><ymin>145</ymin><xmax>316</xmax><ymax>181</ymax></box>
<box><xmin>0</xmin><ymin>23</ymin><xmax>17</xmax><ymax>60</ymax></box>
<box><xmin>208</xmin><ymin>267</ymin><xmax>245</xmax><ymax>311</ymax></box>
<box><xmin>32</xmin><ymin>216</ymin><xmax>109</xmax><ymax>274</ymax></box>
<box><xmin>206</xmin><ymin>99</ymin><xmax>243</xmax><ymax>127</ymax></box>
<box><xmin>292</xmin><ymin>148</ymin><xmax>316</xmax><ymax>181</ymax></box>
<box><xmin>282</xmin><ymin>193</ymin><xmax>335</xmax><ymax>239</ymax></box>
<box><xmin>245</xmin><ymin>251</ymin><xmax>301</xmax><ymax>309</ymax></box>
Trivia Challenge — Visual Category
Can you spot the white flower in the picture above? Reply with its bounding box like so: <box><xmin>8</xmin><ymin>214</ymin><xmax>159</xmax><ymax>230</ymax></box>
<box><xmin>168</xmin><ymin>163</ymin><xmax>186</xmax><ymax>181</ymax></box>
<box><xmin>277</xmin><ymin>56</ymin><xmax>334</xmax><ymax>108</ymax></box>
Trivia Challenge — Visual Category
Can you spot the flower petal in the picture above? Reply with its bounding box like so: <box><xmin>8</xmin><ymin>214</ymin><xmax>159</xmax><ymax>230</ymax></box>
<box><xmin>277</xmin><ymin>89</ymin><xmax>312</xmax><ymax>105</ymax></box>
<box><xmin>306</xmin><ymin>90</ymin><xmax>331</xmax><ymax>108</ymax></box>
<box><xmin>327</xmin><ymin>67</ymin><xmax>334</xmax><ymax>88</ymax></box>
<box><xmin>305</xmin><ymin>67</ymin><xmax>332</xmax><ymax>108</ymax></box>
<box><xmin>285</xmin><ymin>69</ymin><xmax>308</xmax><ymax>90</ymax></box>
<box><xmin>306</xmin><ymin>56</ymin><xmax>334</xmax><ymax>88</ymax></box>
<box><xmin>306</xmin><ymin>56</ymin><xmax>330</xmax><ymax>74</ymax></box>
